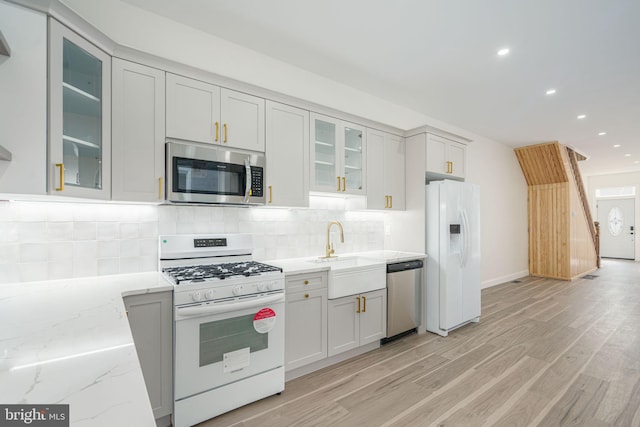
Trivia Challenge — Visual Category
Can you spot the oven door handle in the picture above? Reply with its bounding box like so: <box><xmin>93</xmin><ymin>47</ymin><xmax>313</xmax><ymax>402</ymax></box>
<box><xmin>244</xmin><ymin>159</ymin><xmax>251</xmax><ymax>203</ymax></box>
<box><xmin>176</xmin><ymin>293</ymin><xmax>284</xmax><ymax>318</ymax></box>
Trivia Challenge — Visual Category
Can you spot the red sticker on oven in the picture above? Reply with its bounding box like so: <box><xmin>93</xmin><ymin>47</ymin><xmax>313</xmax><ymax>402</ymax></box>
<box><xmin>253</xmin><ymin>308</ymin><xmax>276</xmax><ymax>333</ymax></box>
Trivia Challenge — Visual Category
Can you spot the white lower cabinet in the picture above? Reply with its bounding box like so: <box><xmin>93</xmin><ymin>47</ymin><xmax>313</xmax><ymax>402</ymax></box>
<box><xmin>285</xmin><ymin>272</ymin><xmax>328</xmax><ymax>371</ymax></box>
<box><xmin>328</xmin><ymin>289</ymin><xmax>386</xmax><ymax>357</ymax></box>
<box><xmin>123</xmin><ymin>291</ymin><xmax>173</xmax><ymax>422</ymax></box>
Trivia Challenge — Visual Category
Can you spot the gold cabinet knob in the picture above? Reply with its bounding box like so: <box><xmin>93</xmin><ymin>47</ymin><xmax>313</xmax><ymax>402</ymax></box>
<box><xmin>305</xmin><ymin>293</ymin><xmax>309</xmax><ymax>299</ymax></box>
<box><xmin>304</xmin><ymin>280</ymin><xmax>309</xmax><ymax>285</ymax></box>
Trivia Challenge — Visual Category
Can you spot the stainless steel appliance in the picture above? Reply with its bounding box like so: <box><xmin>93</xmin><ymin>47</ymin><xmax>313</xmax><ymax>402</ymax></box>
<box><xmin>160</xmin><ymin>234</ymin><xmax>285</xmax><ymax>427</ymax></box>
<box><xmin>166</xmin><ymin>140</ymin><xmax>266</xmax><ymax>205</ymax></box>
<box><xmin>385</xmin><ymin>259</ymin><xmax>423</xmax><ymax>340</ymax></box>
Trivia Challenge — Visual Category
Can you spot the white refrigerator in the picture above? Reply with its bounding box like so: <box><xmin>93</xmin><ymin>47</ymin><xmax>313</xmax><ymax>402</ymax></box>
<box><xmin>425</xmin><ymin>180</ymin><xmax>481</xmax><ymax>336</ymax></box>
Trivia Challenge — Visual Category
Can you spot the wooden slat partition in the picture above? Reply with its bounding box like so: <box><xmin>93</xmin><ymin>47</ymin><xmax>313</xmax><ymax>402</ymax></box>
<box><xmin>514</xmin><ymin>142</ymin><xmax>568</xmax><ymax>185</ymax></box>
<box><xmin>515</xmin><ymin>142</ymin><xmax>598</xmax><ymax>280</ymax></box>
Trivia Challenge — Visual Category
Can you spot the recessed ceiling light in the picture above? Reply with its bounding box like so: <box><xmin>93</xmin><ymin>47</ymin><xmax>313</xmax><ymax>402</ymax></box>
<box><xmin>545</xmin><ymin>89</ymin><xmax>556</xmax><ymax>95</ymax></box>
<box><xmin>614</xmin><ymin>144</ymin><xmax>621</xmax><ymax>148</ymax></box>
<box><xmin>598</xmin><ymin>132</ymin><xmax>607</xmax><ymax>136</ymax></box>
<box><xmin>635</xmin><ymin>161</ymin><xmax>639</xmax><ymax>164</ymax></box>
<box><xmin>577</xmin><ymin>114</ymin><xmax>586</xmax><ymax>119</ymax></box>
<box><xmin>624</xmin><ymin>153</ymin><xmax>631</xmax><ymax>157</ymax></box>
<box><xmin>497</xmin><ymin>48</ymin><xmax>510</xmax><ymax>56</ymax></box>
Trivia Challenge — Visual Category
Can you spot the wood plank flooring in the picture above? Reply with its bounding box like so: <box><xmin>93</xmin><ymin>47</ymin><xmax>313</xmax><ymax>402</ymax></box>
<box><xmin>198</xmin><ymin>259</ymin><xmax>640</xmax><ymax>427</ymax></box>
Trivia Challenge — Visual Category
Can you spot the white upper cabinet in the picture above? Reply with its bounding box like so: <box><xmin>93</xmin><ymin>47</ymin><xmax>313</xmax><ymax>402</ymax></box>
<box><xmin>0</xmin><ymin>3</ymin><xmax>47</xmax><ymax>195</ymax></box>
<box><xmin>112</xmin><ymin>58</ymin><xmax>165</xmax><ymax>202</ymax></box>
<box><xmin>166</xmin><ymin>73</ymin><xmax>265</xmax><ymax>151</ymax></box>
<box><xmin>366</xmin><ymin>129</ymin><xmax>405</xmax><ymax>210</ymax></box>
<box><xmin>310</xmin><ymin>113</ymin><xmax>366</xmax><ymax>195</ymax></box>
<box><xmin>166</xmin><ymin>73</ymin><xmax>219</xmax><ymax>145</ymax></box>
<box><xmin>220</xmin><ymin>88</ymin><xmax>265</xmax><ymax>152</ymax></box>
<box><xmin>265</xmin><ymin>101</ymin><xmax>309</xmax><ymax>207</ymax></box>
<box><xmin>426</xmin><ymin>133</ymin><xmax>466</xmax><ymax>179</ymax></box>
<box><xmin>48</xmin><ymin>19</ymin><xmax>111</xmax><ymax>199</ymax></box>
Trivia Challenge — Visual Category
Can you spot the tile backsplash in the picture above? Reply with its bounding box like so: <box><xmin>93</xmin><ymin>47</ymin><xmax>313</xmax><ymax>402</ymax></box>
<box><xmin>0</xmin><ymin>200</ymin><xmax>385</xmax><ymax>284</ymax></box>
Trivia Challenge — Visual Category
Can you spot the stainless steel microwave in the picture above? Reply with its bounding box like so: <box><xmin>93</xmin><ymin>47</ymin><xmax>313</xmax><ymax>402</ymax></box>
<box><xmin>166</xmin><ymin>140</ymin><xmax>266</xmax><ymax>205</ymax></box>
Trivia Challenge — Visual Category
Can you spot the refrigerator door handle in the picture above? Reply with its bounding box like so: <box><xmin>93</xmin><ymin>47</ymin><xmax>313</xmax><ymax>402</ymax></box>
<box><xmin>461</xmin><ymin>209</ymin><xmax>470</xmax><ymax>268</ymax></box>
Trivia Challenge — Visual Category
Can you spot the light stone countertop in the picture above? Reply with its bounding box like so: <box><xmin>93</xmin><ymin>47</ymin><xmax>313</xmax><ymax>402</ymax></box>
<box><xmin>0</xmin><ymin>272</ymin><xmax>172</xmax><ymax>427</ymax></box>
<box><xmin>267</xmin><ymin>250</ymin><xmax>427</xmax><ymax>275</ymax></box>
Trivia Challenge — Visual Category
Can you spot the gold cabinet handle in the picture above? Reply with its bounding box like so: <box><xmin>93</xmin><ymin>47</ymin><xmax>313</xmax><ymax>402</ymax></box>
<box><xmin>304</xmin><ymin>280</ymin><xmax>309</xmax><ymax>285</ymax></box>
<box><xmin>446</xmin><ymin>161</ymin><xmax>453</xmax><ymax>174</ymax></box>
<box><xmin>268</xmin><ymin>185</ymin><xmax>273</xmax><ymax>204</ymax></box>
<box><xmin>223</xmin><ymin>123</ymin><xmax>228</xmax><ymax>143</ymax></box>
<box><xmin>55</xmin><ymin>163</ymin><xmax>64</xmax><ymax>191</ymax></box>
<box><xmin>342</xmin><ymin>177</ymin><xmax>346</xmax><ymax>192</ymax></box>
<box><xmin>356</xmin><ymin>296</ymin><xmax>361</xmax><ymax>313</ymax></box>
<box><xmin>385</xmin><ymin>195</ymin><xmax>389</xmax><ymax>208</ymax></box>
<box><xmin>158</xmin><ymin>177</ymin><xmax>163</xmax><ymax>200</ymax></box>
<box><xmin>305</xmin><ymin>293</ymin><xmax>309</xmax><ymax>299</ymax></box>
<box><xmin>215</xmin><ymin>122</ymin><xmax>219</xmax><ymax>141</ymax></box>
<box><xmin>337</xmin><ymin>176</ymin><xmax>341</xmax><ymax>191</ymax></box>
<box><xmin>362</xmin><ymin>295</ymin><xmax>367</xmax><ymax>312</ymax></box>
<box><xmin>389</xmin><ymin>195</ymin><xmax>393</xmax><ymax>209</ymax></box>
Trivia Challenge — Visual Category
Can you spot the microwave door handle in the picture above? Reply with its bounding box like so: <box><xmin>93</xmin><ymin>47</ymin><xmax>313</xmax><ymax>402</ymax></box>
<box><xmin>244</xmin><ymin>159</ymin><xmax>251</xmax><ymax>203</ymax></box>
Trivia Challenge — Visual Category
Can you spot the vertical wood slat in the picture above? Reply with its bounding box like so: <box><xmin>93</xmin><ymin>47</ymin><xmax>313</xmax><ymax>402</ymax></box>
<box><xmin>516</xmin><ymin>142</ymin><xmax>597</xmax><ymax>280</ymax></box>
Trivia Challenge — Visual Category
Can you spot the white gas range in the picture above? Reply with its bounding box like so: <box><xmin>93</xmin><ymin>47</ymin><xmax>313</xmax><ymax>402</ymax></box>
<box><xmin>160</xmin><ymin>234</ymin><xmax>285</xmax><ymax>427</ymax></box>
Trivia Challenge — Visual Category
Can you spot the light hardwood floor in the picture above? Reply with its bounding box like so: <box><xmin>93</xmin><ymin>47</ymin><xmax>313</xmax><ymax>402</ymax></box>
<box><xmin>199</xmin><ymin>259</ymin><xmax>640</xmax><ymax>427</ymax></box>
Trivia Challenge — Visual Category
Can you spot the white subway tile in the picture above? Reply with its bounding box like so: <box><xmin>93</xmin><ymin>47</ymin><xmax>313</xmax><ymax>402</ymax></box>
<box><xmin>120</xmin><ymin>223</ymin><xmax>139</xmax><ymax>239</ymax></box>
<box><xmin>73</xmin><ymin>241</ymin><xmax>98</xmax><ymax>260</ymax></box>
<box><xmin>98</xmin><ymin>240</ymin><xmax>120</xmax><ymax>258</ymax></box>
<box><xmin>47</xmin><ymin>222</ymin><xmax>74</xmax><ymax>241</ymax></box>
<box><xmin>139</xmin><ymin>238</ymin><xmax>157</xmax><ymax>257</ymax></box>
<box><xmin>49</xmin><ymin>242</ymin><xmax>73</xmax><ymax>262</ymax></box>
<box><xmin>72</xmin><ymin>258</ymin><xmax>98</xmax><ymax>278</ymax></box>
<box><xmin>48</xmin><ymin>261</ymin><xmax>73</xmax><ymax>280</ymax></box>
<box><xmin>0</xmin><ymin>243</ymin><xmax>19</xmax><ymax>263</ymax></box>
<box><xmin>19</xmin><ymin>262</ymin><xmax>48</xmax><ymax>282</ymax></box>
<box><xmin>19</xmin><ymin>243</ymin><xmax>48</xmax><ymax>262</ymax></box>
<box><xmin>17</xmin><ymin>222</ymin><xmax>47</xmax><ymax>243</ymax></box>
<box><xmin>97</xmin><ymin>222</ymin><xmax>119</xmax><ymax>240</ymax></box>
<box><xmin>97</xmin><ymin>258</ymin><xmax>119</xmax><ymax>276</ymax></box>
<box><xmin>120</xmin><ymin>240</ymin><xmax>139</xmax><ymax>258</ymax></box>
<box><xmin>73</xmin><ymin>222</ymin><xmax>97</xmax><ymax>240</ymax></box>
<box><xmin>139</xmin><ymin>222</ymin><xmax>158</xmax><ymax>238</ymax></box>
<box><xmin>0</xmin><ymin>263</ymin><xmax>20</xmax><ymax>284</ymax></box>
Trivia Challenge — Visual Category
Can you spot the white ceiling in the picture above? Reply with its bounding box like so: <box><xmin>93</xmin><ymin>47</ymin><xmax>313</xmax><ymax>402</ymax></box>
<box><xmin>120</xmin><ymin>0</ymin><xmax>640</xmax><ymax>176</ymax></box>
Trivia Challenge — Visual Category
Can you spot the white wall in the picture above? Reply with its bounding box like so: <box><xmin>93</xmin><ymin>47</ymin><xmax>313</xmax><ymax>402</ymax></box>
<box><xmin>465</xmin><ymin>137</ymin><xmax>529</xmax><ymax>287</ymax></box>
<box><xmin>586</xmin><ymin>171</ymin><xmax>640</xmax><ymax>261</ymax></box>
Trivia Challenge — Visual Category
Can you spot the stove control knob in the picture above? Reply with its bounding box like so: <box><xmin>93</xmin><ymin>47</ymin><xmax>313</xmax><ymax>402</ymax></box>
<box><xmin>266</xmin><ymin>282</ymin><xmax>275</xmax><ymax>291</ymax></box>
<box><xmin>204</xmin><ymin>289</ymin><xmax>215</xmax><ymax>300</ymax></box>
<box><xmin>232</xmin><ymin>285</ymin><xmax>244</xmax><ymax>296</ymax></box>
<box><xmin>192</xmin><ymin>291</ymin><xmax>203</xmax><ymax>302</ymax></box>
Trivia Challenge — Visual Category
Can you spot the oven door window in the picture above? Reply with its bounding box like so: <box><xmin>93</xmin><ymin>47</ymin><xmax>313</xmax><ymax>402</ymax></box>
<box><xmin>199</xmin><ymin>313</ymin><xmax>268</xmax><ymax>367</ymax></box>
<box><xmin>174</xmin><ymin>157</ymin><xmax>246</xmax><ymax>196</ymax></box>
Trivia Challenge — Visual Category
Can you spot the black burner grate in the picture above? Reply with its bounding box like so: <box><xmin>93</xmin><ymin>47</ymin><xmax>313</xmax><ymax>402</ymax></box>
<box><xmin>163</xmin><ymin>261</ymin><xmax>282</xmax><ymax>284</ymax></box>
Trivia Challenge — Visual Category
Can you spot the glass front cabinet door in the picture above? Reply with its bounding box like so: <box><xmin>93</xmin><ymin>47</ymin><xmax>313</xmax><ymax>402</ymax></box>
<box><xmin>48</xmin><ymin>19</ymin><xmax>111</xmax><ymax>199</ymax></box>
<box><xmin>310</xmin><ymin>113</ymin><xmax>365</xmax><ymax>195</ymax></box>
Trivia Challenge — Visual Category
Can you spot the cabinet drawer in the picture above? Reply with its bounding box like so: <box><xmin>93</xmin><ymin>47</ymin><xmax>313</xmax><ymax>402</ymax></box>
<box><xmin>286</xmin><ymin>272</ymin><xmax>327</xmax><ymax>293</ymax></box>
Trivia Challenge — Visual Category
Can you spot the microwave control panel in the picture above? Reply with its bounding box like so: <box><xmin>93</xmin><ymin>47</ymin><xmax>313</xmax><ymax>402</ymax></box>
<box><xmin>251</xmin><ymin>167</ymin><xmax>263</xmax><ymax>197</ymax></box>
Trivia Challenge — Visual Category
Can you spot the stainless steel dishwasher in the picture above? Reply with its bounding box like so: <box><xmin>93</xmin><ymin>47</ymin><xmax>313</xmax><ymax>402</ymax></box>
<box><xmin>385</xmin><ymin>259</ymin><xmax>424</xmax><ymax>341</ymax></box>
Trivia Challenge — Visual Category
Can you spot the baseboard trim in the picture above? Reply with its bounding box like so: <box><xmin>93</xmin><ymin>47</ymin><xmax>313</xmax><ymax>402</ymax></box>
<box><xmin>481</xmin><ymin>269</ymin><xmax>530</xmax><ymax>289</ymax></box>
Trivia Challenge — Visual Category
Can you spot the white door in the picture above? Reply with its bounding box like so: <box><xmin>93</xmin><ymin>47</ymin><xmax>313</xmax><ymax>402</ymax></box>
<box><xmin>597</xmin><ymin>198</ymin><xmax>635</xmax><ymax>259</ymax></box>
<box><xmin>220</xmin><ymin>88</ymin><xmax>265</xmax><ymax>151</ymax></box>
